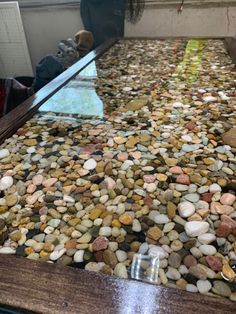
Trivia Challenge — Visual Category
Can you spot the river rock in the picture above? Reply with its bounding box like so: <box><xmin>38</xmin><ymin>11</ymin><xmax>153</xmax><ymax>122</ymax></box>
<box><xmin>185</xmin><ymin>221</ymin><xmax>209</xmax><ymax>237</ymax></box>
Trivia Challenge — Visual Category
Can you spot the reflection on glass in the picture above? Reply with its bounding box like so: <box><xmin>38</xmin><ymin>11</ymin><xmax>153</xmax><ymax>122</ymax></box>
<box><xmin>131</xmin><ymin>254</ymin><xmax>160</xmax><ymax>284</ymax></box>
<box><xmin>39</xmin><ymin>61</ymin><xmax>103</xmax><ymax>118</ymax></box>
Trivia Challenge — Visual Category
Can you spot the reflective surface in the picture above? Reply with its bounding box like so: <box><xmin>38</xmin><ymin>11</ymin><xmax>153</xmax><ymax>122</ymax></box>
<box><xmin>39</xmin><ymin>61</ymin><xmax>104</xmax><ymax>117</ymax></box>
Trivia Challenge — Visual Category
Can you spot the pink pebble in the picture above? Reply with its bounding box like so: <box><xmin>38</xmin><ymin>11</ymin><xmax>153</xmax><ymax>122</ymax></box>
<box><xmin>32</xmin><ymin>174</ymin><xmax>44</xmax><ymax>186</ymax></box>
<box><xmin>176</xmin><ymin>174</ymin><xmax>190</xmax><ymax>185</ymax></box>
<box><xmin>27</xmin><ymin>184</ymin><xmax>37</xmax><ymax>194</ymax></box>
<box><xmin>129</xmin><ymin>151</ymin><xmax>142</xmax><ymax>160</ymax></box>
<box><xmin>92</xmin><ymin>236</ymin><xmax>109</xmax><ymax>251</ymax></box>
<box><xmin>143</xmin><ymin>175</ymin><xmax>156</xmax><ymax>183</ymax></box>
<box><xmin>220</xmin><ymin>193</ymin><xmax>236</xmax><ymax>206</ymax></box>
<box><xmin>117</xmin><ymin>152</ymin><xmax>128</xmax><ymax>161</ymax></box>
<box><xmin>169</xmin><ymin>166</ymin><xmax>183</xmax><ymax>174</ymax></box>
<box><xmin>216</xmin><ymin>222</ymin><xmax>232</xmax><ymax>237</ymax></box>
<box><xmin>206</xmin><ymin>256</ymin><xmax>222</xmax><ymax>272</ymax></box>
<box><xmin>221</xmin><ymin>215</ymin><xmax>236</xmax><ymax>228</ymax></box>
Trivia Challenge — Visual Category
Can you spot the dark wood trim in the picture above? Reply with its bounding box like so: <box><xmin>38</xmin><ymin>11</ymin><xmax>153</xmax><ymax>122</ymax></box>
<box><xmin>0</xmin><ymin>255</ymin><xmax>234</xmax><ymax>314</ymax></box>
<box><xmin>224</xmin><ymin>37</ymin><xmax>236</xmax><ymax>64</ymax></box>
<box><xmin>0</xmin><ymin>38</ymin><xmax>117</xmax><ymax>145</ymax></box>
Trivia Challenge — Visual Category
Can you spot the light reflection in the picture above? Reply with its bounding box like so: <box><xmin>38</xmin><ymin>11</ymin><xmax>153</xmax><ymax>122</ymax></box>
<box><xmin>39</xmin><ymin>61</ymin><xmax>103</xmax><ymax>118</ymax></box>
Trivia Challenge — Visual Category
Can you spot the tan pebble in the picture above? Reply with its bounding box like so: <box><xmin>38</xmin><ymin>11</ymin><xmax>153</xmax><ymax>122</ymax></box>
<box><xmin>222</xmin><ymin>260</ymin><xmax>236</xmax><ymax>282</ymax></box>
<box><xmin>147</xmin><ymin>226</ymin><xmax>162</xmax><ymax>241</ymax></box>
<box><xmin>114</xmin><ymin>137</ymin><xmax>127</xmax><ymax>144</ymax></box>
<box><xmin>230</xmin><ymin>292</ymin><xmax>236</xmax><ymax>302</ymax></box>
<box><xmin>9</xmin><ymin>230</ymin><xmax>22</xmax><ymax>242</ymax></box>
<box><xmin>27</xmin><ymin>184</ymin><xmax>37</xmax><ymax>194</ymax></box>
<box><xmin>176</xmin><ymin>278</ymin><xmax>188</xmax><ymax>289</ymax></box>
<box><xmin>43</xmin><ymin>178</ymin><xmax>58</xmax><ymax>187</ymax></box>
<box><xmin>167</xmin><ymin>202</ymin><xmax>176</xmax><ymax>219</ymax></box>
<box><xmin>23</xmin><ymin>139</ymin><xmax>37</xmax><ymax>146</ymax></box>
<box><xmin>5</xmin><ymin>194</ymin><xmax>18</xmax><ymax>207</ymax></box>
<box><xmin>159</xmin><ymin>269</ymin><xmax>168</xmax><ymax>285</ymax></box>
<box><xmin>119</xmin><ymin>214</ymin><xmax>133</xmax><ymax>225</ymax></box>
<box><xmin>89</xmin><ymin>208</ymin><xmax>103</xmax><ymax>220</ymax></box>
<box><xmin>156</xmin><ymin>174</ymin><xmax>168</xmax><ymax>182</ymax></box>
<box><xmin>165</xmin><ymin>158</ymin><xmax>178</xmax><ymax>167</ymax></box>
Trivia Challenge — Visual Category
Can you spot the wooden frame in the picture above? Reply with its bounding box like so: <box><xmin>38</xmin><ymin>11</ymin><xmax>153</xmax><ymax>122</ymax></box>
<box><xmin>0</xmin><ymin>37</ymin><xmax>236</xmax><ymax>313</ymax></box>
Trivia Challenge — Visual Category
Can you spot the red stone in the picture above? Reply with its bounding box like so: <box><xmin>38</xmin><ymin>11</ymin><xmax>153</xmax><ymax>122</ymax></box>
<box><xmin>216</xmin><ymin>222</ymin><xmax>232</xmax><ymax>237</ymax></box>
<box><xmin>143</xmin><ymin>197</ymin><xmax>153</xmax><ymax>207</ymax></box>
<box><xmin>176</xmin><ymin>174</ymin><xmax>190</xmax><ymax>185</ymax></box>
<box><xmin>232</xmin><ymin>228</ymin><xmax>236</xmax><ymax>237</ymax></box>
<box><xmin>206</xmin><ymin>255</ymin><xmax>223</xmax><ymax>272</ymax></box>
<box><xmin>221</xmin><ymin>215</ymin><xmax>236</xmax><ymax>229</ymax></box>
<box><xmin>185</xmin><ymin>121</ymin><xmax>196</xmax><ymax>130</ymax></box>
<box><xmin>92</xmin><ymin>236</ymin><xmax>109</xmax><ymax>251</ymax></box>
<box><xmin>94</xmin><ymin>251</ymin><xmax>104</xmax><ymax>262</ymax></box>
<box><xmin>201</xmin><ymin>193</ymin><xmax>213</xmax><ymax>203</ymax></box>
<box><xmin>74</xmin><ymin>186</ymin><xmax>89</xmax><ymax>193</ymax></box>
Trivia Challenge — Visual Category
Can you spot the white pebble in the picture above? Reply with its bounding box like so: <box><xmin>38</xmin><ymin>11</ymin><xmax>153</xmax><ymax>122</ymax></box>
<box><xmin>186</xmin><ymin>284</ymin><xmax>198</xmax><ymax>293</ymax></box>
<box><xmin>99</xmin><ymin>226</ymin><xmax>112</xmax><ymax>237</ymax></box>
<box><xmin>197</xmin><ymin>280</ymin><xmax>212</xmax><ymax>293</ymax></box>
<box><xmin>139</xmin><ymin>242</ymin><xmax>149</xmax><ymax>255</ymax></box>
<box><xmin>149</xmin><ymin>246</ymin><xmax>167</xmax><ymax>259</ymax></box>
<box><xmin>146</xmin><ymin>183</ymin><xmax>157</xmax><ymax>193</ymax></box>
<box><xmin>83</xmin><ymin>158</ymin><xmax>97</xmax><ymax>170</ymax></box>
<box><xmin>185</xmin><ymin>221</ymin><xmax>209</xmax><ymax>237</ymax></box>
<box><xmin>166</xmin><ymin>267</ymin><xmax>181</xmax><ymax>280</ymax></box>
<box><xmin>132</xmin><ymin>219</ymin><xmax>141</xmax><ymax>232</ymax></box>
<box><xmin>116</xmin><ymin>250</ymin><xmax>127</xmax><ymax>262</ymax></box>
<box><xmin>178</xmin><ymin>201</ymin><xmax>195</xmax><ymax>218</ymax></box>
<box><xmin>114</xmin><ymin>263</ymin><xmax>128</xmax><ymax>278</ymax></box>
<box><xmin>154</xmin><ymin>214</ymin><xmax>170</xmax><ymax>224</ymax></box>
<box><xmin>0</xmin><ymin>149</ymin><xmax>10</xmax><ymax>159</ymax></box>
<box><xmin>0</xmin><ymin>247</ymin><xmax>16</xmax><ymax>254</ymax></box>
<box><xmin>199</xmin><ymin>245</ymin><xmax>217</xmax><ymax>255</ymax></box>
<box><xmin>198</xmin><ymin>233</ymin><xmax>216</xmax><ymax>244</ymax></box>
<box><xmin>49</xmin><ymin>248</ymin><xmax>66</xmax><ymax>261</ymax></box>
<box><xmin>0</xmin><ymin>176</ymin><xmax>13</xmax><ymax>191</ymax></box>
<box><xmin>74</xmin><ymin>250</ymin><xmax>85</xmax><ymax>263</ymax></box>
<box><xmin>209</xmin><ymin>183</ymin><xmax>221</xmax><ymax>193</ymax></box>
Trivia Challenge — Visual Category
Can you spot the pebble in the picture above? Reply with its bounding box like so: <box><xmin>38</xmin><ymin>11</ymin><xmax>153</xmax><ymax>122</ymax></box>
<box><xmin>74</xmin><ymin>250</ymin><xmax>85</xmax><ymax>263</ymax></box>
<box><xmin>212</xmin><ymin>281</ymin><xmax>232</xmax><ymax>297</ymax></box>
<box><xmin>83</xmin><ymin>158</ymin><xmax>97</xmax><ymax>170</ymax></box>
<box><xmin>196</xmin><ymin>280</ymin><xmax>212</xmax><ymax>294</ymax></box>
<box><xmin>178</xmin><ymin>201</ymin><xmax>195</xmax><ymax>218</ymax></box>
<box><xmin>0</xmin><ymin>176</ymin><xmax>13</xmax><ymax>191</ymax></box>
<box><xmin>199</xmin><ymin>245</ymin><xmax>217</xmax><ymax>255</ymax></box>
<box><xmin>0</xmin><ymin>39</ymin><xmax>235</xmax><ymax>301</ymax></box>
<box><xmin>114</xmin><ymin>263</ymin><xmax>128</xmax><ymax>278</ymax></box>
<box><xmin>197</xmin><ymin>233</ymin><xmax>216</xmax><ymax>244</ymax></box>
<box><xmin>0</xmin><ymin>149</ymin><xmax>10</xmax><ymax>159</ymax></box>
<box><xmin>185</xmin><ymin>221</ymin><xmax>209</xmax><ymax>237</ymax></box>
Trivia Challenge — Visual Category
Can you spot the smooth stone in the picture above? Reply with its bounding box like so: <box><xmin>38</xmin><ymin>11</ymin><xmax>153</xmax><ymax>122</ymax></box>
<box><xmin>212</xmin><ymin>281</ymin><xmax>232</xmax><ymax>297</ymax></box>
<box><xmin>148</xmin><ymin>246</ymin><xmax>167</xmax><ymax>259</ymax></box>
<box><xmin>0</xmin><ymin>149</ymin><xmax>10</xmax><ymax>159</ymax></box>
<box><xmin>48</xmin><ymin>219</ymin><xmax>61</xmax><ymax>228</ymax></box>
<box><xmin>49</xmin><ymin>248</ymin><xmax>66</xmax><ymax>261</ymax></box>
<box><xmin>114</xmin><ymin>263</ymin><xmax>128</xmax><ymax>278</ymax></box>
<box><xmin>0</xmin><ymin>176</ymin><xmax>13</xmax><ymax>191</ymax></box>
<box><xmin>186</xmin><ymin>284</ymin><xmax>198</xmax><ymax>293</ymax></box>
<box><xmin>196</xmin><ymin>280</ymin><xmax>212</xmax><ymax>294</ymax></box>
<box><xmin>146</xmin><ymin>183</ymin><xmax>157</xmax><ymax>193</ymax></box>
<box><xmin>139</xmin><ymin>242</ymin><xmax>149</xmax><ymax>255</ymax></box>
<box><xmin>74</xmin><ymin>250</ymin><xmax>85</xmax><ymax>263</ymax></box>
<box><xmin>185</xmin><ymin>221</ymin><xmax>209</xmax><ymax>237</ymax></box>
<box><xmin>178</xmin><ymin>201</ymin><xmax>195</xmax><ymax>218</ymax></box>
<box><xmin>184</xmin><ymin>193</ymin><xmax>200</xmax><ymax>203</ymax></box>
<box><xmin>197</xmin><ymin>233</ymin><xmax>216</xmax><ymax>244</ymax></box>
<box><xmin>99</xmin><ymin>227</ymin><xmax>112</xmax><ymax>237</ymax></box>
<box><xmin>182</xmin><ymin>144</ymin><xmax>200</xmax><ymax>152</ymax></box>
<box><xmin>166</xmin><ymin>267</ymin><xmax>181</xmax><ymax>280</ymax></box>
<box><xmin>168</xmin><ymin>252</ymin><xmax>181</xmax><ymax>268</ymax></box>
<box><xmin>209</xmin><ymin>184</ymin><xmax>221</xmax><ymax>193</ymax></box>
<box><xmin>222</xmin><ymin>128</ymin><xmax>236</xmax><ymax>148</ymax></box>
<box><xmin>205</xmin><ymin>256</ymin><xmax>222</xmax><ymax>272</ymax></box>
<box><xmin>0</xmin><ymin>247</ymin><xmax>16</xmax><ymax>254</ymax></box>
<box><xmin>154</xmin><ymin>214</ymin><xmax>170</xmax><ymax>224</ymax></box>
<box><xmin>83</xmin><ymin>158</ymin><xmax>97</xmax><ymax>170</ymax></box>
<box><xmin>220</xmin><ymin>193</ymin><xmax>236</xmax><ymax>206</ymax></box>
<box><xmin>199</xmin><ymin>245</ymin><xmax>217</xmax><ymax>255</ymax></box>
<box><xmin>175</xmin><ymin>184</ymin><xmax>189</xmax><ymax>192</ymax></box>
<box><xmin>115</xmin><ymin>250</ymin><xmax>127</xmax><ymax>262</ymax></box>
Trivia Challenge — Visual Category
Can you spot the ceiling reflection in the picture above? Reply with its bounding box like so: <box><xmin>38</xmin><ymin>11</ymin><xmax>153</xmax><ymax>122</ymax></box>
<box><xmin>39</xmin><ymin>61</ymin><xmax>103</xmax><ymax>118</ymax></box>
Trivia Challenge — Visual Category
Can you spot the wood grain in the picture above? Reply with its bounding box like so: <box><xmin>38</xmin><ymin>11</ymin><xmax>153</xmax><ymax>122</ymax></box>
<box><xmin>0</xmin><ymin>255</ymin><xmax>234</xmax><ymax>314</ymax></box>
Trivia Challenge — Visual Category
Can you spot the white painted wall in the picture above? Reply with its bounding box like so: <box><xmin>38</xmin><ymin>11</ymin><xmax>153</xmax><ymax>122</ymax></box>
<box><xmin>19</xmin><ymin>4</ymin><xmax>236</xmax><ymax>71</ymax></box>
